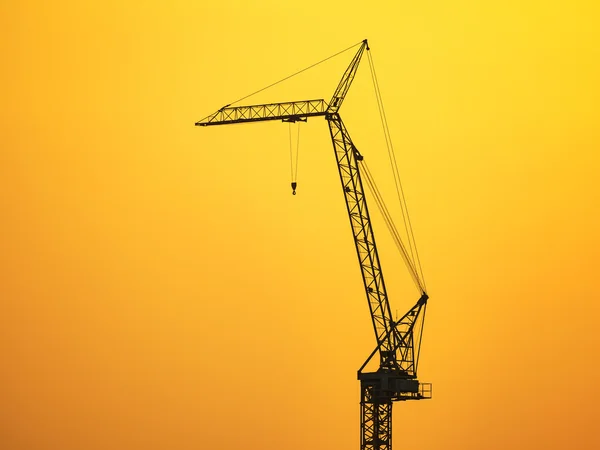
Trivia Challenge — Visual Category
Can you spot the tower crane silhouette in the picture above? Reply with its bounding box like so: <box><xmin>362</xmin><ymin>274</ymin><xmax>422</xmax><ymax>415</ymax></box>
<box><xmin>196</xmin><ymin>39</ymin><xmax>431</xmax><ymax>450</ymax></box>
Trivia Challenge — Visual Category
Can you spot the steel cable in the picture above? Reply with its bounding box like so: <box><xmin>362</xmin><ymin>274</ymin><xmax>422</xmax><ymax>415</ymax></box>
<box><xmin>366</xmin><ymin>50</ymin><xmax>427</xmax><ymax>291</ymax></box>
<box><xmin>361</xmin><ymin>160</ymin><xmax>424</xmax><ymax>292</ymax></box>
<box><xmin>228</xmin><ymin>41</ymin><xmax>364</xmax><ymax>107</ymax></box>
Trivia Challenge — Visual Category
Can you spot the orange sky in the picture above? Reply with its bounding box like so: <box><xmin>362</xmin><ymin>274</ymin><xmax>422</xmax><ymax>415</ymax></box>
<box><xmin>2</xmin><ymin>1</ymin><xmax>599</xmax><ymax>449</ymax></box>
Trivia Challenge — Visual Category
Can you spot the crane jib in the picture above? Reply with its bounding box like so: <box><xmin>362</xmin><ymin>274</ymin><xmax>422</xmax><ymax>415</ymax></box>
<box><xmin>195</xmin><ymin>99</ymin><xmax>328</xmax><ymax>126</ymax></box>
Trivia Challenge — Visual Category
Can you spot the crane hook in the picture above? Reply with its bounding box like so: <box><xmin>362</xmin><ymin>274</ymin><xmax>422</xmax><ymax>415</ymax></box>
<box><xmin>291</xmin><ymin>182</ymin><xmax>297</xmax><ymax>195</ymax></box>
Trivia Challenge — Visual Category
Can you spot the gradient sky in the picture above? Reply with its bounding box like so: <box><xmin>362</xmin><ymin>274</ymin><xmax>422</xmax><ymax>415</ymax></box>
<box><xmin>2</xmin><ymin>1</ymin><xmax>599</xmax><ymax>449</ymax></box>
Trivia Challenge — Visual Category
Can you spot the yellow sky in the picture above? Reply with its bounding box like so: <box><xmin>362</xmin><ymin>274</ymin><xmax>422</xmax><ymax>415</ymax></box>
<box><xmin>2</xmin><ymin>1</ymin><xmax>599</xmax><ymax>449</ymax></box>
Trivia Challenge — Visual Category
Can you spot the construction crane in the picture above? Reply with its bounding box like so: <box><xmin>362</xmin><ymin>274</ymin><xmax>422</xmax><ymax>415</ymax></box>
<box><xmin>196</xmin><ymin>39</ymin><xmax>431</xmax><ymax>450</ymax></box>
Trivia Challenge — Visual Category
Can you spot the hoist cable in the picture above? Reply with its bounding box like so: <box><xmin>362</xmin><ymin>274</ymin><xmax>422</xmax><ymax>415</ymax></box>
<box><xmin>360</xmin><ymin>160</ymin><xmax>424</xmax><ymax>292</ymax></box>
<box><xmin>368</xmin><ymin>171</ymin><xmax>423</xmax><ymax>291</ymax></box>
<box><xmin>296</xmin><ymin>124</ymin><xmax>301</xmax><ymax>181</ymax></box>
<box><xmin>366</xmin><ymin>51</ymin><xmax>415</xmax><ymax>266</ymax></box>
<box><xmin>366</xmin><ymin>50</ymin><xmax>427</xmax><ymax>291</ymax></box>
<box><xmin>288</xmin><ymin>123</ymin><xmax>301</xmax><ymax>183</ymax></box>
<box><xmin>363</xmin><ymin>165</ymin><xmax>423</xmax><ymax>292</ymax></box>
<box><xmin>367</xmin><ymin>51</ymin><xmax>426</xmax><ymax>290</ymax></box>
<box><xmin>288</xmin><ymin>123</ymin><xmax>294</xmax><ymax>181</ymax></box>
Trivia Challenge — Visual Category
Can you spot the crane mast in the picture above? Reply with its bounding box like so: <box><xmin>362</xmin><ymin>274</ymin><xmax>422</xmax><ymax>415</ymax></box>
<box><xmin>196</xmin><ymin>39</ymin><xmax>431</xmax><ymax>450</ymax></box>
